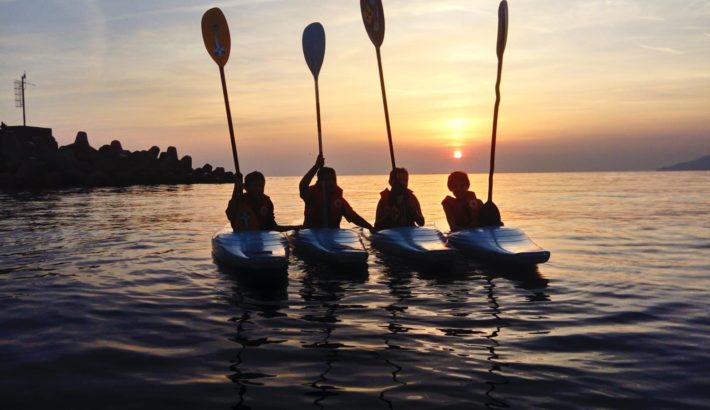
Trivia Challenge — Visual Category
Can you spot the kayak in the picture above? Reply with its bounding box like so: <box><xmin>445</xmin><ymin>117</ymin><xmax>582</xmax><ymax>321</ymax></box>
<box><xmin>447</xmin><ymin>226</ymin><xmax>550</xmax><ymax>265</ymax></box>
<box><xmin>368</xmin><ymin>226</ymin><xmax>456</xmax><ymax>263</ymax></box>
<box><xmin>291</xmin><ymin>228</ymin><xmax>368</xmax><ymax>265</ymax></box>
<box><xmin>212</xmin><ymin>225</ymin><xmax>289</xmax><ymax>270</ymax></box>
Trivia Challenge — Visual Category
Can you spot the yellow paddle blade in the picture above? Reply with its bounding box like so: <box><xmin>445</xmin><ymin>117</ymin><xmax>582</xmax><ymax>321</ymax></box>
<box><xmin>201</xmin><ymin>7</ymin><xmax>231</xmax><ymax>67</ymax></box>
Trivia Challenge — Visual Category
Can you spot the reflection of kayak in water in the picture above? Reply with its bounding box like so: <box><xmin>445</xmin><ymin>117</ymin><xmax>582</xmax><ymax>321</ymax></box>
<box><xmin>211</xmin><ymin>225</ymin><xmax>289</xmax><ymax>270</ymax></box>
<box><xmin>447</xmin><ymin>226</ymin><xmax>550</xmax><ymax>265</ymax></box>
<box><xmin>367</xmin><ymin>226</ymin><xmax>456</xmax><ymax>263</ymax></box>
<box><xmin>291</xmin><ymin>228</ymin><xmax>368</xmax><ymax>265</ymax></box>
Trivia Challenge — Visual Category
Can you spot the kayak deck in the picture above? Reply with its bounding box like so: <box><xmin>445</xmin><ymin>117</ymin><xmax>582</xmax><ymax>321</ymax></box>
<box><xmin>291</xmin><ymin>228</ymin><xmax>368</xmax><ymax>265</ymax></box>
<box><xmin>447</xmin><ymin>226</ymin><xmax>550</xmax><ymax>265</ymax></box>
<box><xmin>212</xmin><ymin>225</ymin><xmax>289</xmax><ymax>270</ymax></box>
<box><xmin>369</xmin><ymin>226</ymin><xmax>456</xmax><ymax>263</ymax></box>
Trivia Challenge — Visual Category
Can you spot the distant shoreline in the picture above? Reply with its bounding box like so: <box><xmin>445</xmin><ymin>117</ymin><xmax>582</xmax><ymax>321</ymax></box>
<box><xmin>657</xmin><ymin>155</ymin><xmax>710</xmax><ymax>171</ymax></box>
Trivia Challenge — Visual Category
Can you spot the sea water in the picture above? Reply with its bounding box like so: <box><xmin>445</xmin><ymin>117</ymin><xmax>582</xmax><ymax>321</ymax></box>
<box><xmin>1</xmin><ymin>172</ymin><xmax>708</xmax><ymax>409</ymax></box>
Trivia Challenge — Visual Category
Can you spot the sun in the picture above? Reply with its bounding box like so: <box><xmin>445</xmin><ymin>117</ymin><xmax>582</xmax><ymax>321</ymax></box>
<box><xmin>453</xmin><ymin>149</ymin><xmax>463</xmax><ymax>159</ymax></box>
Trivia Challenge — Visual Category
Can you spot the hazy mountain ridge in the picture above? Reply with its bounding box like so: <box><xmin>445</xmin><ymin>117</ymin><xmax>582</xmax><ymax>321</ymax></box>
<box><xmin>658</xmin><ymin>155</ymin><xmax>710</xmax><ymax>171</ymax></box>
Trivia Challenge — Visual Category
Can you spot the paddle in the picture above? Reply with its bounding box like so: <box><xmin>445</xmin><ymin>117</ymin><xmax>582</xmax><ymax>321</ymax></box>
<box><xmin>201</xmin><ymin>7</ymin><xmax>240</xmax><ymax>177</ymax></box>
<box><xmin>303</xmin><ymin>23</ymin><xmax>326</xmax><ymax>157</ymax></box>
<box><xmin>478</xmin><ymin>0</ymin><xmax>508</xmax><ymax>227</ymax></box>
<box><xmin>302</xmin><ymin>22</ymin><xmax>329</xmax><ymax>228</ymax></box>
<box><xmin>360</xmin><ymin>0</ymin><xmax>396</xmax><ymax>170</ymax></box>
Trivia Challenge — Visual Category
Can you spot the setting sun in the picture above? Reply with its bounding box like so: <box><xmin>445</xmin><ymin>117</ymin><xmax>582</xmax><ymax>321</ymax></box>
<box><xmin>453</xmin><ymin>149</ymin><xmax>463</xmax><ymax>159</ymax></box>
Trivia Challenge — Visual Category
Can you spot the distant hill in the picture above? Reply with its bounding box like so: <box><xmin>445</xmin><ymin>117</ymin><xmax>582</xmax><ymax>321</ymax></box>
<box><xmin>658</xmin><ymin>155</ymin><xmax>710</xmax><ymax>171</ymax></box>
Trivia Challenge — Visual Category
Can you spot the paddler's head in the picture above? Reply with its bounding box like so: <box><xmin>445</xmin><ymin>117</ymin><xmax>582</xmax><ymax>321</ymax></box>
<box><xmin>244</xmin><ymin>171</ymin><xmax>265</xmax><ymax>198</ymax></box>
<box><xmin>389</xmin><ymin>167</ymin><xmax>409</xmax><ymax>191</ymax></box>
<box><xmin>317</xmin><ymin>167</ymin><xmax>337</xmax><ymax>194</ymax></box>
<box><xmin>447</xmin><ymin>171</ymin><xmax>470</xmax><ymax>199</ymax></box>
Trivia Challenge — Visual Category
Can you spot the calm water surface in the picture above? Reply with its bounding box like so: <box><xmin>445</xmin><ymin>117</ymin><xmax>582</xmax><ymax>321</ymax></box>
<box><xmin>1</xmin><ymin>172</ymin><xmax>709</xmax><ymax>409</ymax></box>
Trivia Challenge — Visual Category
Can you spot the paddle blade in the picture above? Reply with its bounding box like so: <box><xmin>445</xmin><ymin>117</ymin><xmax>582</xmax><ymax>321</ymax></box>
<box><xmin>496</xmin><ymin>0</ymin><xmax>509</xmax><ymax>59</ymax></box>
<box><xmin>302</xmin><ymin>22</ymin><xmax>326</xmax><ymax>79</ymax></box>
<box><xmin>201</xmin><ymin>8</ymin><xmax>231</xmax><ymax>67</ymax></box>
<box><xmin>361</xmin><ymin>0</ymin><xmax>385</xmax><ymax>48</ymax></box>
<box><xmin>478</xmin><ymin>201</ymin><xmax>503</xmax><ymax>227</ymax></box>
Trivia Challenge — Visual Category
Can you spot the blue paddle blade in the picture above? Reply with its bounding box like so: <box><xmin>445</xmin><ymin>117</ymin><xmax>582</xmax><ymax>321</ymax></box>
<box><xmin>497</xmin><ymin>0</ymin><xmax>509</xmax><ymax>59</ymax></box>
<box><xmin>361</xmin><ymin>0</ymin><xmax>385</xmax><ymax>48</ymax></box>
<box><xmin>302</xmin><ymin>22</ymin><xmax>326</xmax><ymax>79</ymax></box>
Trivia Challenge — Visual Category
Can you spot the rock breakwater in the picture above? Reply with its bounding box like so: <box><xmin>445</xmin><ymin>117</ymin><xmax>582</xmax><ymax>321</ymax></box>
<box><xmin>0</xmin><ymin>126</ymin><xmax>234</xmax><ymax>190</ymax></box>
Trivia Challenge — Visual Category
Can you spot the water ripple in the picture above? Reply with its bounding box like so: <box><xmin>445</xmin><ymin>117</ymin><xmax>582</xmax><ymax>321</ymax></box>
<box><xmin>1</xmin><ymin>173</ymin><xmax>709</xmax><ymax>409</ymax></box>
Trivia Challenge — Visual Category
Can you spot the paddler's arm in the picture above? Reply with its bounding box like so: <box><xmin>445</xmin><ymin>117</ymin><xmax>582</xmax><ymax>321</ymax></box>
<box><xmin>349</xmin><ymin>211</ymin><xmax>374</xmax><ymax>232</ymax></box>
<box><xmin>231</xmin><ymin>172</ymin><xmax>244</xmax><ymax>198</ymax></box>
<box><xmin>226</xmin><ymin>173</ymin><xmax>244</xmax><ymax>230</ymax></box>
<box><xmin>442</xmin><ymin>198</ymin><xmax>462</xmax><ymax>232</ymax></box>
<box><xmin>343</xmin><ymin>200</ymin><xmax>375</xmax><ymax>231</ymax></box>
<box><xmin>263</xmin><ymin>197</ymin><xmax>302</xmax><ymax>232</ymax></box>
<box><xmin>408</xmin><ymin>194</ymin><xmax>425</xmax><ymax>226</ymax></box>
<box><xmin>274</xmin><ymin>224</ymin><xmax>303</xmax><ymax>232</ymax></box>
<box><xmin>299</xmin><ymin>154</ymin><xmax>324</xmax><ymax>200</ymax></box>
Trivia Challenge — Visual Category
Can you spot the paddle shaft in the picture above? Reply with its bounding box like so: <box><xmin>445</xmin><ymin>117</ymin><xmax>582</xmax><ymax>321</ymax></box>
<box><xmin>375</xmin><ymin>47</ymin><xmax>396</xmax><ymax>170</ymax></box>
<box><xmin>314</xmin><ymin>80</ymin><xmax>323</xmax><ymax>155</ymax></box>
<box><xmin>312</xmin><ymin>77</ymin><xmax>328</xmax><ymax>227</ymax></box>
<box><xmin>487</xmin><ymin>57</ymin><xmax>503</xmax><ymax>203</ymax></box>
<box><xmin>219</xmin><ymin>65</ymin><xmax>240</xmax><ymax>175</ymax></box>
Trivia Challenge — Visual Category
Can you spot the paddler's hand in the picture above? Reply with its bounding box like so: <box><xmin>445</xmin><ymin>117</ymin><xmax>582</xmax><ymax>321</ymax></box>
<box><xmin>314</xmin><ymin>154</ymin><xmax>325</xmax><ymax>169</ymax></box>
<box><xmin>233</xmin><ymin>172</ymin><xmax>244</xmax><ymax>195</ymax></box>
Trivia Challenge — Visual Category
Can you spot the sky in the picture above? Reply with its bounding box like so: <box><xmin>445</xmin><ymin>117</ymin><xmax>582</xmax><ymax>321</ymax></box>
<box><xmin>1</xmin><ymin>0</ymin><xmax>709</xmax><ymax>175</ymax></box>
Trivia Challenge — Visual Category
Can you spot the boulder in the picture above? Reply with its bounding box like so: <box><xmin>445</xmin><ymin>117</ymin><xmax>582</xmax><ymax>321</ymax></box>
<box><xmin>15</xmin><ymin>157</ymin><xmax>49</xmax><ymax>188</ymax></box>
<box><xmin>110</xmin><ymin>140</ymin><xmax>123</xmax><ymax>154</ymax></box>
<box><xmin>86</xmin><ymin>170</ymin><xmax>113</xmax><ymax>186</ymax></box>
<box><xmin>148</xmin><ymin>146</ymin><xmax>160</xmax><ymax>159</ymax></box>
<box><xmin>0</xmin><ymin>172</ymin><xmax>16</xmax><ymax>190</ymax></box>
<box><xmin>179</xmin><ymin>155</ymin><xmax>192</xmax><ymax>173</ymax></box>
<box><xmin>60</xmin><ymin>131</ymin><xmax>97</xmax><ymax>163</ymax></box>
<box><xmin>46</xmin><ymin>171</ymin><xmax>63</xmax><ymax>188</ymax></box>
<box><xmin>165</xmin><ymin>146</ymin><xmax>178</xmax><ymax>162</ymax></box>
<box><xmin>74</xmin><ymin>131</ymin><xmax>90</xmax><ymax>148</ymax></box>
<box><xmin>57</xmin><ymin>150</ymin><xmax>92</xmax><ymax>174</ymax></box>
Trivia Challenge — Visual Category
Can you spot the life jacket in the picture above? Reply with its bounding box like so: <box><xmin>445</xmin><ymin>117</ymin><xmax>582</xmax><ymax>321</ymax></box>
<box><xmin>303</xmin><ymin>185</ymin><xmax>351</xmax><ymax>228</ymax></box>
<box><xmin>227</xmin><ymin>194</ymin><xmax>275</xmax><ymax>231</ymax></box>
<box><xmin>376</xmin><ymin>188</ymin><xmax>420</xmax><ymax>229</ymax></box>
<box><xmin>442</xmin><ymin>191</ymin><xmax>483</xmax><ymax>231</ymax></box>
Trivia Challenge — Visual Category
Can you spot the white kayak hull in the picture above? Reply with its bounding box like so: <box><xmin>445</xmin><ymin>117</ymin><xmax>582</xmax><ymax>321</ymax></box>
<box><xmin>369</xmin><ymin>226</ymin><xmax>456</xmax><ymax>263</ymax></box>
<box><xmin>447</xmin><ymin>226</ymin><xmax>550</xmax><ymax>265</ymax></box>
<box><xmin>212</xmin><ymin>225</ymin><xmax>289</xmax><ymax>270</ymax></box>
<box><xmin>291</xmin><ymin>228</ymin><xmax>368</xmax><ymax>265</ymax></box>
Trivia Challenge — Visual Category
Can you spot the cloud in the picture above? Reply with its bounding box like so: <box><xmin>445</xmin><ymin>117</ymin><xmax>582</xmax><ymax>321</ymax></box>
<box><xmin>633</xmin><ymin>16</ymin><xmax>665</xmax><ymax>22</ymax></box>
<box><xmin>639</xmin><ymin>44</ymin><xmax>684</xmax><ymax>55</ymax></box>
<box><xmin>521</xmin><ymin>25</ymin><xmax>554</xmax><ymax>34</ymax></box>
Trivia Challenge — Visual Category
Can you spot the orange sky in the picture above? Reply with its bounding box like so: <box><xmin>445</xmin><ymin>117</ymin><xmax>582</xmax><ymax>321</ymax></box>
<box><xmin>2</xmin><ymin>0</ymin><xmax>709</xmax><ymax>174</ymax></box>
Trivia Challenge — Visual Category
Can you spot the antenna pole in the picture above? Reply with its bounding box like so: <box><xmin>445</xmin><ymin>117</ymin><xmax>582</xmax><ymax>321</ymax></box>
<box><xmin>21</xmin><ymin>72</ymin><xmax>26</xmax><ymax>126</ymax></box>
